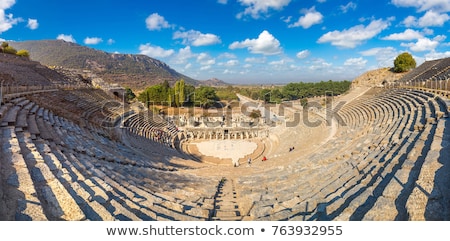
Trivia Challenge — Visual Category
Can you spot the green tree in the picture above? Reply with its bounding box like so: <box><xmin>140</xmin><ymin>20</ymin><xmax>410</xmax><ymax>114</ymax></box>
<box><xmin>215</xmin><ymin>85</ymin><xmax>238</xmax><ymax>102</ymax></box>
<box><xmin>250</xmin><ymin>90</ymin><xmax>259</xmax><ymax>100</ymax></box>
<box><xmin>194</xmin><ymin>86</ymin><xmax>218</xmax><ymax>108</ymax></box>
<box><xmin>179</xmin><ymin>79</ymin><xmax>185</xmax><ymax>107</ymax></box>
<box><xmin>270</xmin><ymin>88</ymin><xmax>283</xmax><ymax>103</ymax></box>
<box><xmin>249</xmin><ymin>109</ymin><xmax>261</xmax><ymax>119</ymax></box>
<box><xmin>137</xmin><ymin>84</ymin><xmax>168</xmax><ymax>106</ymax></box>
<box><xmin>167</xmin><ymin>87</ymin><xmax>174</xmax><ymax>107</ymax></box>
<box><xmin>260</xmin><ymin>89</ymin><xmax>272</xmax><ymax>103</ymax></box>
<box><xmin>174</xmin><ymin>80</ymin><xmax>180</xmax><ymax>107</ymax></box>
<box><xmin>393</xmin><ymin>52</ymin><xmax>416</xmax><ymax>73</ymax></box>
<box><xmin>184</xmin><ymin>84</ymin><xmax>195</xmax><ymax>105</ymax></box>
<box><xmin>162</xmin><ymin>80</ymin><xmax>170</xmax><ymax>91</ymax></box>
<box><xmin>137</xmin><ymin>89</ymin><xmax>151</xmax><ymax>107</ymax></box>
<box><xmin>300</xmin><ymin>98</ymin><xmax>308</xmax><ymax>107</ymax></box>
<box><xmin>124</xmin><ymin>87</ymin><xmax>136</xmax><ymax>101</ymax></box>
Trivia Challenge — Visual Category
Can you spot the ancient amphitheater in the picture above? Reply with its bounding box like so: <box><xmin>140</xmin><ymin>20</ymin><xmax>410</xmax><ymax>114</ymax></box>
<box><xmin>1</xmin><ymin>54</ymin><xmax>450</xmax><ymax>221</ymax></box>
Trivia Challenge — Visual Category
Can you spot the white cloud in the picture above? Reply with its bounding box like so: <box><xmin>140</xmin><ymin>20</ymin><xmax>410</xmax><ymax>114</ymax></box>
<box><xmin>172</xmin><ymin>46</ymin><xmax>197</xmax><ymax>65</ymax></box>
<box><xmin>417</xmin><ymin>10</ymin><xmax>449</xmax><ymax>27</ymax></box>
<box><xmin>197</xmin><ymin>53</ymin><xmax>216</xmax><ymax>65</ymax></box>
<box><xmin>223</xmin><ymin>69</ymin><xmax>236</xmax><ymax>74</ymax></box>
<box><xmin>308</xmin><ymin>58</ymin><xmax>332</xmax><ymax>71</ymax></box>
<box><xmin>218</xmin><ymin>52</ymin><xmax>237</xmax><ymax>59</ymax></box>
<box><xmin>360</xmin><ymin>46</ymin><xmax>398</xmax><ymax>67</ymax></box>
<box><xmin>217</xmin><ymin>0</ymin><xmax>228</xmax><ymax>4</ymax></box>
<box><xmin>401</xmin><ymin>36</ymin><xmax>445</xmax><ymax>52</ymax></box>
<box><xmin>281</xmin><ymin>16</ymin><xmax>292</xmax><ymax>23</ymax></box>
<box><xmin>344</xmin><ymin>57</ymin><xmax>367</xmax><ymax>69</ymax></box>
<box><xmin>403</xmin><ymin>10</ymin><xmax>450</xmax><ymax>27</ymax></box>
<box><xmin>139</xmin><ymin>43</ymin><xmax>175</xmax><ymax>58</ymax></box>
<box><xmin>245</xmin><ymin>57</ymin><xmax>266</xmax><ymax>63</ymax></box>
<box><xmin>237</xmin><ymin>0</ymin><xmax>291</xmax><ymax>19</ymax></box>
<box><xmin>391</xmin><ymin>0</ymin><xmax>450</xmax><ymax>12</ymax></box>
<box><xmin>57</xmin><ymin>34</ymin><xmax>76</xmax><ymax>43</ymax></box>
<box><xmin>184</xmin><ymin>63</ymin><xmax>192</xmax><ymax>70</ymax></box>
<box><xmin>269</xmin><ymin>58</ymin><xmax>293</xmax><ymax>67</ymax></box>
<box><xmin>145</xmin><ymin>13</ymin><xmax>171</xmax><ymax>31</ymax></box>
<box><xmin>296</xmin><ymin>50</ymin><xmax>311</xmax><ymax>59</ymax></box>
<box><xmin>229</xmin><ymin>30</ymin><xmax>282</xmax><ymax>55</ymax></box>
<box><xmin>425</xmin><ymin>50</ymin><xmax>450</xmax><ymax>60</ymax></box>
<box><xmin>382</xmin><ymin>29</ymin><xmax>423</xmax><ymax>40</ymax></box>
<box><xmin>288</xmin><ymin>7</ymin><xmax>323</xmax><ymax>29</ymax></box>
<box><xmin>0</xmin><ymin>0</ymin><xmax>15</xmax><ymax>9</ymax></box>
<box><xmin>317</xmin><ymin>18</ymin><xmax>390</xmax><ymax>48</ymax></box>
<box><xmin>107</xmin><ymin>39</ymin><xmax>115</xmax><ymax>45</ymax></box>
<box><xmin>269</xmin><ymin>59</ymin><xmax>286</xmax><ymax>66</ymax></box>
<box><xmin>223</xmin><ymin>59</ymin><xmax>239</xmax><ymax>66</ymax></box>
<box><xmin>200</xmin><ymin>65</ymin><xmax>212</xmax><ymax>71</ymax></box>
<box><xmin>422</xmin><ymin>28</ymin><xmax>434</xmax><ymax>35</ymax></box>
<box><xmin>340</xmin><ymin>2</ymin><xmax>357</xmax><ymax>13</ymax></box>
<box><xmin>173</xmin><ymin>30</ymin><xmax>221</xmax><ymax>46</ymax></box>
<box><xmin>402</xmin><ymin>15</ymin><xmax>417</xmax><ymax>27</ymax></box>
<box><xmin>360</xmin><ymin>47</ymin><xmax>395</xmax><ymax>56</ymax></box>
<box><xmin>0</xmin><ymin>0</ymin><xmax>21</xmax><ymax>34</ymax></box>
<box><xmin>84</xmin><ymin>37</ymin><xmax>103</xmax><ymax>45</ymax></box>
<box><xmin>26</xmin><ymin>18</ymin><xmax>38</xmax><ymax>30</ymax></box>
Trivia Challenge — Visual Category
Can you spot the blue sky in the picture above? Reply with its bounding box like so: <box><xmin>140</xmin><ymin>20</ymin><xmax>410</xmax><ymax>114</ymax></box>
<box><xmin>1</xmin><ymin>0</ymin><xmax>450</xmax><ymax>84</ymax></box>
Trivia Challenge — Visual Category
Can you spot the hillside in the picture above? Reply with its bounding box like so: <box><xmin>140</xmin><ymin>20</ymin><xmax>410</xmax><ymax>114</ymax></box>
<box><xmin>0</xmin><ymin>53</ymin><xmax>70</xmax><ymax>86</ymax></box>
<box><xmin>351</xmin><ymin>67</ymin><xmax>407</xmax><ymax>87</ymax></box>
<box><xmin>10</xmin><ymin>40</ymin><xmax>200</xmax><ymax>91</ymax></box>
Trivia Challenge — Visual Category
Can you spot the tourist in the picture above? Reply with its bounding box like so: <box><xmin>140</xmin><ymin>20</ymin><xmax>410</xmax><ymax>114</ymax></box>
<box><xmin>262</xmin><ymin>156</ymin><xmax>267</xmax><ymax>161</ymax></box>
<box><xmin>233</xmin><ymin>159</ymin><xmax>240</xmax><ymax>167</ymax></box>
<box><xmin>247</xmin><ymin>157</ymin><xmax>252</xmax><ymax>166</ymax></box>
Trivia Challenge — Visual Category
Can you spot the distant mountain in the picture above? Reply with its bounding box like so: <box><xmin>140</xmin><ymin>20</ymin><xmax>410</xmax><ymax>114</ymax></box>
<box><xmin>200</xmin><ymin>78</ymin><xmax>231</xmax><ymax>87</ymax></box>
<box><xmin>10</xmin><ymin>40</ymin><xmax>200</xmax><ymax>91</ymax></box>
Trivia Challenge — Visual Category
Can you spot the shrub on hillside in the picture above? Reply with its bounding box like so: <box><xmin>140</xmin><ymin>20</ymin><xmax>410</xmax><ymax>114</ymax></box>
<box><xmin>1</xmin><ymin>42</ymin><xmax>29</xmax><ymax>58</ymax></box>
<box><xmin>16</xmin><ymin>49</ymin><xmax>30</xmax><ymax>58</ymax></box>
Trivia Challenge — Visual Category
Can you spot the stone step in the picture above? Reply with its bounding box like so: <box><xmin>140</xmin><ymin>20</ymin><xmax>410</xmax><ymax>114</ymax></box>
<box><xmin>405</xmin><ymin>121</ymin><xmax>445</xmax><ymax>220</ymax></box>
<box><xmin>17</xmin><ymin>131</ymin><xmax>85</xmax><ymax>220</ymax></box>
<box><xmin>2</xmin><ymin>105</ymin><xmax>20</xmax><ymax>126</ymax></box>
<box><xmin>1</xmin><ymin>126</ymin><xmax>47</xmax><ymax>220</ymax></box>
<box><xmin>38</xmin><ymin>140</ymin><xmax>118</xmax><ymax>221</ymax></box>
<box><xmin>0</xmin><ymin>103</ymin><xmax>13</xmax><ymax>119</ymax></box>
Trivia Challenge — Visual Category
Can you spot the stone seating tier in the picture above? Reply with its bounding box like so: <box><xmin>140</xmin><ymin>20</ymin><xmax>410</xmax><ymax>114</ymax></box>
<box><xmin>1</xmin><ymin>87</ymin><xmax>449</xmax><ymax>221</ymax></box>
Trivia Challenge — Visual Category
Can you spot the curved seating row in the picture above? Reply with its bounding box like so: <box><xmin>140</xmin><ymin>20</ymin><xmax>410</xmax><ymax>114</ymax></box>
<box><xmin>231</xmin><ymin>88</ymin><xmax>449</xmax><ymax>221</ymax></box>
<box><xmin>1</xmin><ymin>87</ymin><xmax>449</xmax><ymax>221</ymax></box>
<box><xmin>0</xmin><ymin>95</ymin><xmax>220</xmax><ymax>220</ymax></box>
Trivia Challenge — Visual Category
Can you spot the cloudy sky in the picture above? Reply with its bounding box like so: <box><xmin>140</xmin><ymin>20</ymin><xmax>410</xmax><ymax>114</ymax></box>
<box><xmin>1</xmin><ymin>0</ymin><xmax>450</xmax><ymax>84</ymax></box>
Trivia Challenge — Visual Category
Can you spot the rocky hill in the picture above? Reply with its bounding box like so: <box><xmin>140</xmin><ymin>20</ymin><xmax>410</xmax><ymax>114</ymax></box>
<box><xmin>10</xmin><ymin>40</ymin><xmax>200</xmax><ymax>91</ymax></box>
<box><xmin>0</xmin><ymin>53</ymin><xmax>71</xmax><ymax>86</ymax></box>
<box><xmin>351</xmin><ymin>67</ymin><xmax>407</xmax><ymax>87</ymax></box>
<box><xmin>199</xmin><ymin>78</ymin><xmax>230</xmax><ymax>87</ymax></box>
